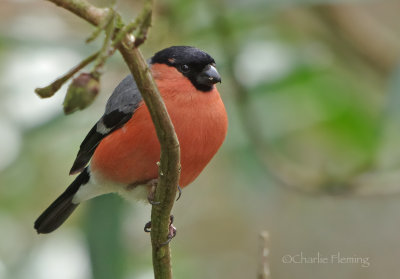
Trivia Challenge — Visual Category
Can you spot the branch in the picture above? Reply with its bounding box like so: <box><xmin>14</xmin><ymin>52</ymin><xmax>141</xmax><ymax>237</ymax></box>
<box><xmin>112</xmin><ymin>0</ymin><xmax>152</xmax><ymax>48</ymax></box>
<box><xmin>118</xmin><ymin>39</ymin><xmax>180</xmax><ymax>279</ymax></box>
<box><xmin>35</xmin><ymin>51</ymin><xmax>99</xmax><ymax>98</ymax></box>
<box><xmin>46</xmin><ymin>0</ymin><xmax>108</xmax><ymax>25</ymax></box>
<box><xmin>91</xmin><ymin>8</ymin><xmax>115</xmax><ymax>76</ymax></box>
<box><xmin>258</xmin><ymin>231</ymin><xmax>271</xmax><ymax>279</ymax></box>
<box><xmin>43</xmin><ymin>0</ymin><xmax>180</xmax><ymax>278</ymax></box>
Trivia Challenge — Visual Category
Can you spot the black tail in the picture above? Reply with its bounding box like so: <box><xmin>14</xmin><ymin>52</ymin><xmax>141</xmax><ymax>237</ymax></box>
<box><xmin>34</xmin><ymin>168</ymin><xmax>90</xmax><ymax>234</ymax></box>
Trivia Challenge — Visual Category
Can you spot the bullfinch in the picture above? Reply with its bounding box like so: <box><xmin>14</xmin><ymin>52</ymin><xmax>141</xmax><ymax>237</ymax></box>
<box><xmin>34</xmin><ymin>46</ymin><xmax>228</xmax><ymax>234</ymax></box>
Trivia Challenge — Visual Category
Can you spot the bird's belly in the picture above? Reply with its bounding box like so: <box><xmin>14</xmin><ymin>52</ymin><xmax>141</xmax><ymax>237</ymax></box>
<box><xmin>91</xmin><ymin>106</ymin><xmax>160</xmax><ymax>185</ymax></box>
<box><xmin>91</xmin><ymin>91</ymin><xmax>227</xmax><ymax>187</ymax></box>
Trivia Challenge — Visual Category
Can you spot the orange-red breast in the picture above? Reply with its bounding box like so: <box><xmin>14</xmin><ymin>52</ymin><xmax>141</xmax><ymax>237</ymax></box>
<box><xmin>35</xmin><ymin>46</ymin><xmax>228</xmax><ymax>234</ymax></box>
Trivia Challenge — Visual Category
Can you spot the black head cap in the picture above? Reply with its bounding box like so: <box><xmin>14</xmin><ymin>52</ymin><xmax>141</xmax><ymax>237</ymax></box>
<box><xmin>151</xmin><ymin>46</ymin><xmax>221</xmax><ymax>92</ymax></box>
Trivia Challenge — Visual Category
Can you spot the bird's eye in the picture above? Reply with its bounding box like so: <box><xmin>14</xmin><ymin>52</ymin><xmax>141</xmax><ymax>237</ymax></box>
<box><xmin>180</xmin><ymin>64</ymin><xmax>190</xmax><ymax>73</ymax></box>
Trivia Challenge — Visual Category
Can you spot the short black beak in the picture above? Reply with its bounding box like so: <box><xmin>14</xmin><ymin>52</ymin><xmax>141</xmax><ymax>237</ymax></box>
<box><xmin>196</xmin><ymin>64</ymin><xmax>221</xmax><ymax>86</ymax></box>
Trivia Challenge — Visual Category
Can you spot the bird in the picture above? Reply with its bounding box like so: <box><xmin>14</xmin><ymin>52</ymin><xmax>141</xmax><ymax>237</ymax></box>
<box><xmin>34</xmin><ymin>46</ymin><xmax>228</xmax><ymax>235</ymax></box>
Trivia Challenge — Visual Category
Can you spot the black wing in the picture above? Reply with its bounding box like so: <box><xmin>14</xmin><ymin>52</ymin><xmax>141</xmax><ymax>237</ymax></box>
<box><xmin>69</xmin><ymin>75</ymin><xmax>143</xmax><ymax>175</ymax></box>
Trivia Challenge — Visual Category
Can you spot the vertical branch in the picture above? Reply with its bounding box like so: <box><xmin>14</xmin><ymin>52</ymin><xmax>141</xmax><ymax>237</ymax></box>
<box><xmin>118</xmin><ymin>42</ymin><xmax>180</xmax><ymax>279</ymax></box>
<box><xmin>42</xmin><ymin>0</ymin><xmax>180</xmax><ymax>278</ymax></box>
<box><xmin>258</xmin><ymin>231</ymin><xmax>271</xmax><ymax>279</ymax></box>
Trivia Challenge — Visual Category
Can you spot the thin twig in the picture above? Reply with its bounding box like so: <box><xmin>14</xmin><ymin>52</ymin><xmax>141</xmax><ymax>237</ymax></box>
<box><xmin>92</xmin><ymin>9</ymin><xmax>115</xmax><ymax>77</ymax></box>
<box><xmin>258</xmin><ymin>231</ymin><xmax>271</xmax><ymax>279</ymax></box>
<box><xmin>86</xmin><ymin>6</ymin><xmax>114</xmax><ymax>43</ymax></box>
<box><xmin>112</xmin><ymin>0</ymin><xmax>152</xmax><ymax>48</ymax></box>
<box><xmin>133</xmin><ymin>0</ymin><xmax>152</xmax><ymax>47</ymax></box>
<box><xmin>35</xmin><ymin>51</ymin><xmax>99</xmax><ymax>98</ymax></box>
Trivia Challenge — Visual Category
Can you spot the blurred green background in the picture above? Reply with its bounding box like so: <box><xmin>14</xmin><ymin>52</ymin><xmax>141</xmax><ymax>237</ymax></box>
<box><xmin>1</xmin><ymin>0</ymin><xmax>400</xmax><ymax>278</ymax></box>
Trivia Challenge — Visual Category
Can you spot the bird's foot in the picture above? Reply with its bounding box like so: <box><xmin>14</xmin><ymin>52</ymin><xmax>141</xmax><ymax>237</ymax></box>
<box><xmin>176</xmin><ymin>185</ymin><xmax>182</xmax><ymax>201</ymax></box>
<box><xmin>143</xmin><ymin>215</ymin><xmax>177</xmax><ymax>246</ymax></box>
<box><xmin>147</xmin><ymin>180</ymin><xmax>182</xmax><ymax>204</ymax></box>
<box><xmin>161</xmin><ymin>215</ymin><xmax>177</xmax><ymax>246</ymax></box>
<box><xmin>144</xmin><ymin>220</ymin><xmax>152</xmax><ymax>233</ymax></box>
